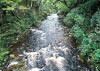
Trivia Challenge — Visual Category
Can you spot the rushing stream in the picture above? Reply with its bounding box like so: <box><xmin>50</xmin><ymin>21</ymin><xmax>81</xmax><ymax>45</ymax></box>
<box><xmin>25</xmin><ymin>14</ymin><xmax>76</xmax><ymax>71</ymax></box>
<box><xmin>5</xmin><ymin>14</ymin><xmax>89</xmax><ymax>71</ymax></box>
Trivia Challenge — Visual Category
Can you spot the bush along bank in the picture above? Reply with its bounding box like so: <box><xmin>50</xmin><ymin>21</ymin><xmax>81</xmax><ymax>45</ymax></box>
<box><xmin>56</xmin><ymin>0</ymin><xmax>100</xmax><ymax>70</ymax></box>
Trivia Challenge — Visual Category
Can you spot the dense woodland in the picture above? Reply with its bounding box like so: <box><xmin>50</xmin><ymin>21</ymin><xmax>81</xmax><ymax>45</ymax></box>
<box><xmin>0</xmin><ymin>0</ymin><xmax>100</xmax><ymax>70</ymax></box>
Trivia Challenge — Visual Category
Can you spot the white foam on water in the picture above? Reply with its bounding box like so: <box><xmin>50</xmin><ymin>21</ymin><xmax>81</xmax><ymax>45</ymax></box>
<box><xmin>28</xmin><ymin>68</ymin><xmax>40</xmax><ymax>71</ymax></box>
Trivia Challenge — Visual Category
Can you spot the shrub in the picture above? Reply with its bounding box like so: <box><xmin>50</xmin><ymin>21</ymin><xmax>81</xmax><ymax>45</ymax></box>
<box><xmin>80</xmin><ymin>33</ymin><xmax>98</xmax><ymax>56</ymax></box>
<box><xmin>63</xmin><ymin>12</ymin><xmax>75</xmax><ymax>27</ymax></box>
<box><xmin>71</xmin><ymin>25</ymin><xmax>85</xmax><ymax>44</ymax></box>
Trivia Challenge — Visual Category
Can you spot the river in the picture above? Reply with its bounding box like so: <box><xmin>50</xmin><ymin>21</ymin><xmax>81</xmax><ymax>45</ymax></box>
<box><xmin>5</xmin><ymin>14</ymin><xmax>89</xmax><ymax>71</ymax></box>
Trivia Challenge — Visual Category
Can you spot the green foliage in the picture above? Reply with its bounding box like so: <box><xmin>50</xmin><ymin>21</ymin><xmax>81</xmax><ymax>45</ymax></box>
<box><xmin>40</xmin><ymin>0</ymin><xmax>56</xmax><ymax>14</ymax></box>
<box><xmin>63</xmin><ymin>9</ymin><xmax>90</xmax><ymax>29</ymax></box>
<box><xmin>71</xmin><ymin>25</ymin><xmax>85</xmax><ymax>43</ymax></box>
<box><xmin>92</xmin><ymin>49</ymin><xmax>100</xmax><ymax>62</ymax></box>
<box><xmin>63</xmin><ymin>9</ymin><xmax>76</xmax><ymax>27</ymax></box>
<box><xmin>0</xmin><ymin>0</ymin><xmax>58</xmax><ymax>67</ymax></box>
<box><xmin>0</xmin><ymin>0</ymin><xmax>45</xmax><ymax>66</ymax></box>
<box><xmin>60</xmin><ymin>0</ymin><xmax>100</xmax><ymax>70</ymax></box>
<box><xmin>65</xmin><ymin>0</ymin><xmax>77</xmax><ymax>8</ymax></box>
<box><xmin>0</xmin><ymin>45</ymin><xmax>9</xmax><ymax>66</ymax></box>
<box><xmin>80</xmin><ymin>33</ymin><xmax>98</xmax><ymax>56</ymax></box>
<box><xmin>91</xmin><ymin>9</ymin><xmax>100</xmax><ymax>28</ymax></box>
<box><xmin>56</xmin><ymin>1</ymin><xmax>69</xmax><ymax>14</ymax></box>
<box><xmin>63</xmin><ymin>0</ymin><xmax>97</xmax><ymax>27</ymax></box>
<box><xmin>56</xmin><ymin>0</ymin><xmax>80</xmax><ymax>14</ymax></box>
